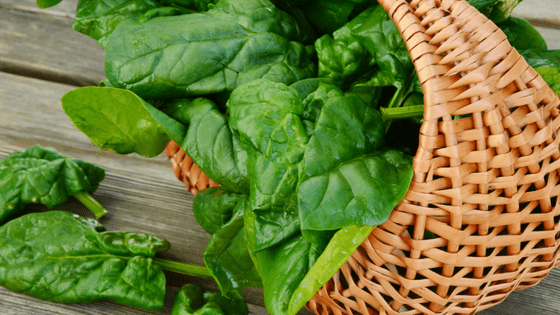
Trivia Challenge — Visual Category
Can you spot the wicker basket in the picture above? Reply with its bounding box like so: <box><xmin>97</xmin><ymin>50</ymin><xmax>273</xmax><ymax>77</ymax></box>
<box><xmin>165</xmin><ymin>0</ymin><xmax>560</xmax><ymax>313</ymax></box>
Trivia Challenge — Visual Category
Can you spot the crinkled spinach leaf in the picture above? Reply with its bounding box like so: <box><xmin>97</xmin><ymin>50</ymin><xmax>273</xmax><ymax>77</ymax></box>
<box><xmin>162</xmin><ymin>98</ymin><xmax>249</xmax><ymax>192</ymax></box>
<box><xmin>105</xmin><ymin>0</ymin><xmax>316</xmax><ymax>99</ymax></box>
<box><xmin>73</xmin><ymin>0</ymin><xmax>183</xmax><ymax>48</ymax></box>
<box><xmin>315</xmin><ymin>4</ymin><xmax>411</xmax><ymax>88</ymax></box>
<box><xmin>299</xmin><ymin>150</ymin><xmax>413</xmax><ymax>231</ymax></box>
<box><xmin>193</xmin><ymin>187</ymin><xmax>245</xmax><ymax>234</ymax></box>
<box><xmin>0</xmin><ymin>145</ymin><xmax>106</xmax><ymax>222</ymax></box>
<box><xmin>0</xmin><ymin>211</ymin><xmax>169</xmax><ymax>310</ymax></box>
<box><xmin>203</xmin><ymin>196</ymin><xmax>262</xmax><ymax>295</ymax></box>
<box><xmin>171</xmin><ymin>283</ymin><xmax>248</xmax><ymax>315</ymax></box>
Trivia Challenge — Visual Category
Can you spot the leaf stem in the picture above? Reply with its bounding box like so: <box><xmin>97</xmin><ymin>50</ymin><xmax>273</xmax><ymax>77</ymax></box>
<box><xmin>73</xmin><ymin>191</ymin><xmax>108</xmax><ymax>220</ymax></box>
<box><xmin>152</xmin><ymin>257</ymin><xmax>213</xmax><ymax>278</ymax></box>
<box><xmin>381</xmin><ymin>105</ymin><xmax>424</xmax><ymax>120</ymax></box>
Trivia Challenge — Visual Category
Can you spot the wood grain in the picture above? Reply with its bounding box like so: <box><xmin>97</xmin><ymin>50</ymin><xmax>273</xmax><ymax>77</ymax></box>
<box><xmin>0</xmin><ymin>0</ymin><xmax>105</xmax><ymax>86</ymax></box>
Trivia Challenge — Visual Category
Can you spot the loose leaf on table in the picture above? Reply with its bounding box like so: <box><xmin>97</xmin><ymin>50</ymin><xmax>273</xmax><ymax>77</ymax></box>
<box><xmin>61</xmin><ymin>86</ymin><xmax>182</xmax><ymax>158</ymax></box>
<box><xmin>172</xmin><ymin>283</ymin><xmax>248</xmax><ymax>315</ymax></box>
<box><xmin>72</xmin><ymin>0</ymin><xmax>184</xmax><ymax>48</ymax></box>
<box><xmin>105</xmin><ymin>0</ymin><xmax>316</xmax><ymax>99</ymax></box>
<box><xmin>0</xmin><ymin>211</ymin><xmax>169</xmax><ymax>310</ymax></box>
<box><xmin>0</xmin><ymin>145</ymin><xmax>106</xmax><ymax>222</ymax></box>
<box><xmin>466</xmin><ymin>0</ymin><xmax>522</xmax><ymax>23</ymax></box>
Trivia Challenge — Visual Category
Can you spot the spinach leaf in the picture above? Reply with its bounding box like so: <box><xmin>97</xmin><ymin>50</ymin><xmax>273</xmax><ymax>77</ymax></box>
<box><xmin>162</xmin><ymin>98</ymin><xmax>249</xmax><ymax>192</ymax></box>
<box><xmin>274</xmin><ymin>0</ymin><xmax>377</xmax><ymax>35</ymax></box>
<box><xmin>193</xmin><ymin>187</ymin><xmax>245</xmax><ymax>234</ymax></box>
<box><xmin>203</xmin><ymin>196</ymin><xmax>262</xmax><ymax>295</ymax></box>
<box><xmin>0</xmin><ymin>145</ymin><xmax>107</xmax><ymax>221</ymax></box>
<box><xmin>467</xmin><ymin>0</ymin><xmax>522</xmax><ymax>23</ymax></box>
<box><xmin>73</xmin><ymin>0</ymin><xmax>182</xmax><ymax>48</ymax></box>
<box><xmin>172</xmin><ymin>284</ymin><xmax>248</xmax><ymax>315</ymax></box>
<box><xmin>158</xmin><ymin>0</ymin><xmax>217</xmax><ymax>12</ymax></box>
<box><xmin>105</xmin><ymin>0</ymin><xmax>316</xmax><ymax>99</ymax></box>
<box><xmin>497</xmin><ymin>16</ymin><xmax>548</xmax><ymax>51</ymax></box>
<box><xmin>0</xmin><ymin>211</ymin><xmax>168</xmax><ymax>310</ymax></box>
<box><xmin>287</xmin><ymin>224</ymin><xmax>374</xmax><ymax>315</ymax></box>
<box><xmin>36</xmin><ymin>0</ymin><xmax>62</xmax><ymax>8</ymax></box>
<box><xmin>299</xmin><ymin>150</ymin><xmax>413</xmax><ymax>231</ymax></box>
<box><xmin>519</xmin><ymin>49</ymin><xmax>560</xmax><ymax>96</ymax></box>
<box><xmin>62</xmin><ymin>87</ymin><xmax>177</xmax><ymax>158</ymax></box>
<box><xmin>315</xmin><ymin>4</ymin><xmax>411</xmax><ymax>88</ymax></box>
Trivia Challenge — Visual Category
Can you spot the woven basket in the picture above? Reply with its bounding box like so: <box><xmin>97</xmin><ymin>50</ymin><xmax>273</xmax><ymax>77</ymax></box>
<box><xmin>165</xmin><ymin>0</ymin><xmax>560</xmax><ymax>313</ymax></box>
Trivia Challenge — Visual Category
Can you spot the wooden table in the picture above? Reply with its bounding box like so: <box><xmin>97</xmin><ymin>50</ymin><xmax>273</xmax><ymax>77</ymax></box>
<box><xmin>0</xmin><ymin>1</ymin><xmax>559</xmax><ymax>314</ymax></box>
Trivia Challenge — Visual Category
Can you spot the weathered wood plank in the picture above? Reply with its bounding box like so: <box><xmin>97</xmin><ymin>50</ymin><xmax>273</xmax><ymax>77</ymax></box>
<box><xmin>0</xmin><ymin>0</ymin><xmax>105</xmax><ymax>86</ymax></box>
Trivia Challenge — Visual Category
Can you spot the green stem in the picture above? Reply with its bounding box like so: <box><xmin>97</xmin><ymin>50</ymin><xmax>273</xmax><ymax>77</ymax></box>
<box><xmin>381</xmin><ymin>105</ymin><xmax>424</xmax><ymax>120</ymax></box>
<box><xmin>74</xmin><ymin>191</ymin><xmax>108</xmax><ymax>220</ymax></box>
<box><xmin>152</xmin><ymin>257</ymin><xmax>213</xmax><ymax>278</ymax></box>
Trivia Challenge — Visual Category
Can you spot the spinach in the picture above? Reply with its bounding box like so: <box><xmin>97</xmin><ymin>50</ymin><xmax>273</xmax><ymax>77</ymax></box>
<box><xmin>0</xmin><ymin>211</ymin><xmax>169</xmax><ymax>310</ymax></box>
<box><xmin>62</xmin><ymin>87</ymin><xmax>175</xmax><ymax>157</ymax></box>
<box><xmin>172</xmin><ymin>284</ymin><xmax>248</xmax><ymax>315</ymax></box>
<box><xmin>0</xmin><ymin>145</ymin><xmax>107</xmax><ymax>221</ymax></box>
<box><xmin>203</xmin><ymin>197</ymin><xmax>263</xmax><ymax>295</ymax></box>
<box><xmin>72</xmin><ymin>0</ymin><xmax>186</xmax><ymax>48</ymax></box>
<box><xmin>36</xmin><ymin>0</ymin><xmax>62</xmax><ymax>8</ymax></box>
<box><xmin>497</xmin><ymin>16</ymin><xmax>548</xmax><ymax>51</ymax></box>
<box><xmin>520</xmin><ymin>49</ymin><xmax>560</xmax><ymax>96</ymax></box>
<box><xmin>104</xmin><ymin>0</ymin><xmax>316</xmax><ymax>99</ymax></box>
<box><xmin>161</xmin><ymin>98</ymin><xmax>249</xmax><ymax>192</ymax></box>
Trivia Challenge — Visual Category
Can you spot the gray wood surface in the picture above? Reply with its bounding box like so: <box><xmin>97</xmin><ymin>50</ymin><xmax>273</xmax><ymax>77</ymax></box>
<box><xmin>0</xmin><ymin>0</ymin><xmax>559</xmax><ymax>314</ymax></box>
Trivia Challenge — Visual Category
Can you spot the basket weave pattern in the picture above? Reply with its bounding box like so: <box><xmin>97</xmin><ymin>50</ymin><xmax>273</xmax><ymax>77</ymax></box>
<box><xmin>165</xmin><ymin>0</ymin><xmax>560</xmax><ymax>314</ymax></box>
<box><xmin>306</xmin><ymin>0</ymin><xmax>560</xmax><ymax>314</ymax></box>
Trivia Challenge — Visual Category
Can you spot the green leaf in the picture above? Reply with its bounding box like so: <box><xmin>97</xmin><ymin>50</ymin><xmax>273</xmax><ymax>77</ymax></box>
<box><xmin>467</xmin><ymin>0</ymin><xmax>522</xmax><ymax>23</ymax></box>
<box><xmin>0</xmin><ymin>211</ymin><xmax>169</xmax><ymax>310</ymax></box>
<box><xmin>520</xmin><ymin>49</ymin><xmax>560</xmax><ymax>96</ymax></box>
<box><xmin>159</xmin><ymin>0</ymin><xmax>218</xmax><ymax>12</ymax></box>
<box><xmin>0</xmin><ymin>145</ymin><xmax>106</xmax><ymax>222</ymax></box>
<box><xmin>36</xmin><ymin>0</ymin><xmax>62</xmax><ymax>8</ymax></box>
<box><xmin>299</xmin><ymin>150</ymin><xmax>413</xmax><ymax>231</ymax></box>
<box><xmin>171</xmin><ymin>284</ymin><xmax>248</xmax><ymax>315</ymax></box>
<box><xmin>72</xmin><ymin>0</ymin><xmax>170</xmax><ymax>48</ymax></box>
<box><xmin>315</xmin><ymin>5</ymin><xmax>412</xmax><ymax>88</ymax></box>
<box><xmin>105</xmin><ymin>0</ymin><xmax>316</xmax><ymax>99</ymax></box>
<box><xmin>497</xmin><ymin>16</ymin><xmax>548</xmax><ymax>51</ymax></box>
<box><xmin>193</xmin><ymin>188</ymin><xmax>245</xmax><ymax>234</ymax></box>
<box><xmin>287</xmin><ymin>225</ymin><xmax>374</xmax><ymax>315</ymax></box>
<box><xmin>61</xmin><ymin>86</ymin><xmax>179</xmax><ymax>158</ymax></box>
<box><xmin>203</xmin><ymin>199</ymin><xmax>262</xmax><ymax>295</ymax></box>
<box><xmin>162</xmin><ymin>98</ymin><xmax>249</xmax><ymax>192</ymax></box>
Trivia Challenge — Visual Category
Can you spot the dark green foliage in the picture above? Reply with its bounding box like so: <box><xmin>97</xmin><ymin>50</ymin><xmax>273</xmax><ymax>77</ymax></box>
<box><xmin>0</xmin><ymin>145</ymin><xmax>106</xmax><ymax>222</ymax></box>
<box><xmin>0</xmin><ymin>211</ymin><xmax>168</xmax><ymax>310</ymax></box>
